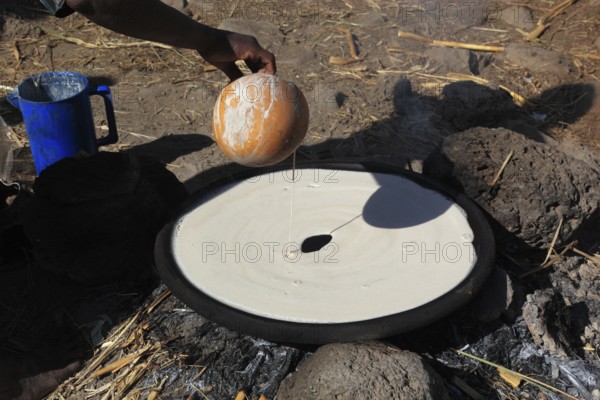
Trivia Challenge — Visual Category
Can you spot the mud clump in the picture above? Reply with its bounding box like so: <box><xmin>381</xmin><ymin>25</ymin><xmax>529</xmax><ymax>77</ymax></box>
<box><xmin>522</xmin><ymin>289</ymin><xmax>574</xmax><ymax>357</ymax></box>
<box><xmin>423</xmin><ymin>127</ymin><xmax>600</xmax><ymax>252</ymax></box>
<box><xmin>276</xmin><ymin>342</ymin><xmax>450</xmax><ymax>400</ymax></box>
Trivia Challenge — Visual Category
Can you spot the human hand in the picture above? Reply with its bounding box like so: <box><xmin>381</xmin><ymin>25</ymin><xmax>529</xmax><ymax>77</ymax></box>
<box><xmin>199</xmin><ymin>29</ymin><xmax>276</xmax><ymax>81</ymax></box>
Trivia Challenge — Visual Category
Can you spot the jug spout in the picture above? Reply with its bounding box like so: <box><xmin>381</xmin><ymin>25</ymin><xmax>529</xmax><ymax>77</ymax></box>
<box><xmin>7</xmin><ymin>88</ymin><xmax>20</xmax><ymax>110</ymax></box>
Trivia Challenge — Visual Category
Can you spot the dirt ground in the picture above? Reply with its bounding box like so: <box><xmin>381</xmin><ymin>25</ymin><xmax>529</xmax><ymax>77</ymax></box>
<box><xmin>2</xmin><ymin>0</ymin><xmax>600</xmax><ymax>186</ymax></box>
<box><xmin>1</xmin><ymin>0</ymin><xmax>600</xmax><ymax>399</ymax></box>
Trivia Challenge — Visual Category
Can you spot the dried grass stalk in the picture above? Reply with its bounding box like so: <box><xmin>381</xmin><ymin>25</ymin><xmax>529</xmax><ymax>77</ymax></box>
<box><xmin>520</xmin><ymin>241</ymin><xmax>577</xmax><ymax>278</ymax></box>
<box><xmin>490</xmin><ymin>150</ymin><xmax>514</xmax><ymax>187</ymax></box>
<box><xmin>329</xmin><ymin>56</ymin><xmax>360</xmax><ymax>65</ymax></box>
<box><xmin>203</xmin><ymin>65</ymin><xmax>218</xmax><ymax>72</ymax></box>
<box><xmin>541</xmin><ymin>217</ymin><xmax>564</xmax><ymax>266</ymax></box>
<box><xmin>115</xmin><ymin>363</ymin><xmax>149</xmax><ymax>398</ymax></box>
<box><xmin>526</xmin><ymin>0</ymin><xmax>575</xmax><ymax>40</ymax></box>
<box><xmin>539</xmin><ymin>0</ymin><xmax>576</xmax><ymax>25</ymax></box>
<box><xmin>75</xmin><ymin>290</ymin><xmax>169</xmax><ymax>388</ymax></box>
<box><xmin>90</xmin><ymin>343</ymin><xmax>155</xmax><ymax>378</ymax></box>
<box><xmin>398</xmin><ymin>31</ymin><xmax>504</xmax><ymax>52</ymax></box>
<box><xmin>147</xmin><ymin>376</ymin><xmax>168</xmax><ymax>400</ymax></box>
<box><xmin>39</xmin><ymin>26</ymin><xmax>173</xmax><ymax>50</ymax></box>
<box><xmin>526</xmin><ymin>23</ymin><xmax>549</xmax><ymax>41</ymax></box>
<box><xmin>337</xmin><ymin>28</ymin><xmax>359</xmax><ymax>59</ymax></box>
<box><xmin>192</xmin><ymin>366</ymin><xmax>208</xmax><ymax>381</ymax></box>
<box><xmin>572</xmin><ymin>247</ymin><xmax>600</xmax><ymax>265</ymax></box>
<box><xmin>121</xmin><ymin>321</ymin><xmax>150</xmax><ymax>349</ymax></box>
<box><xmin>12</xmin><ymin>40</ymin><xmax>20</xmax><ymax>62</ymax></box>
<box><xmin>583</xmin><ymin>344</ymin><xmax>595</xmax><ymax>352</ymax></box>
<box><xmin>145</xmin><ymin>290</ymin><xmax>171</xmax><ymax>314</ymax></box>
<box><xmin>397</xmin><ymin>31</ymin><xmax>433</xmax><ymax>44</ymax></box>
<box><xmin>446</xmin><ymin>73</ymin><xmax>529</xmax><ymax>107</ymax></box>
<box><xmin>365</xmin><ymin>0</ymin><xmax>381</xmax><ymax>11</ymax></box>
<box><xmin>572</xmin><ymin>53</ymin><xmax>600</xmax><ymax>60</ymax></box>
<box><xmin>75</xmin><ymin>310</ymin><xmax>143</xmax><ymax>387</ymax></box>
<box><xmin>456</xmin><ymin>350</ymin><xmax>578</xmax><ymax>400</ymax></box>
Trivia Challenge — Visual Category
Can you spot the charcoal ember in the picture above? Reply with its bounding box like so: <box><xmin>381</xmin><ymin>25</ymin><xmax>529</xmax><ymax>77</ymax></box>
<box><xmin>522</xmin><ymin>289</ymin><xmax>574</xmax><ymax>358</ymax></box>
<box><xmin>469</xmin><ymin>320</ymin><xmax>549</xmax><ymax>375</ymax></box>
<box><xmin>276</xmin><ymin>342</ymin><xmax>450</xmax><ymax>400</ymax></box>
<box><xmin>546</xmin><ymin>358</ymin><xmax>600</xmax><ymax>399</ymax></box>
<box><xmin>22</xmin><ymin>152</ymin><xmax>187</xmax><ymax>284</ymax></box>
<box><xmin>172</xmin><ymin>328</ymin><xmax>299</xmax><ymax>399</ymax></box>
<box><xmin>132</xmin><ymin>285</ymin><xmax>302</xmax><ymax>399</ymax></box>
<box><xmin>423</xmin><ymin>127</ymin><xmax>600</xmax><ymax>252</ymax></box>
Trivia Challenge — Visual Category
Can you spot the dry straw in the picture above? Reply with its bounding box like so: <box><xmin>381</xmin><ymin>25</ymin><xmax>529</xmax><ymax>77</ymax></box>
<box><xmin>39</xmin><ymin>25</ymin><xmax>173</xmax><ymax>50</ymax></box>
<box><xmin>48</xmin><ymin>290</ymin><xmax>173</xmax><ymax>399</ymax></box>
<box><xmin>489</xmin><ymin>150</ymin><xmax>514</xmax><ymax>187</ymax></box>
<box><xmin>456</xmin><ymin>349</ymin><xmax>578</xmax><ymax>399</ymax></box>
<box><xmin>397</xmin><ymin>31</ymin><xmax>504</xmax><ymax>52</ymax></box>
<box><xmin>329</xmin><ymin>27</ymin><xmax>363</xmax><ymax>65</ymax></box>
<box><xmin>526</xmin><ymin>0</ymin><xmax>576</xmax><ymax>40</ymax></box>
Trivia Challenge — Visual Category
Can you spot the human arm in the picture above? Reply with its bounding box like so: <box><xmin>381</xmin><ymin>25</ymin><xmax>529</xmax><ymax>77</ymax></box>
<box><xmin>64</xmin><ymin>0</ymin><xmax>276</xmax><ymax>80</ymax></box>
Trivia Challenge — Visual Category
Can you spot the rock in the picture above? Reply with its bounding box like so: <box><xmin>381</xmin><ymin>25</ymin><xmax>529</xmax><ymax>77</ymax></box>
<box><xmin>471</xmin><ymin>266</ymin><xmax>515</xmax><ymax>322</ymax></box>
<box><xmin>500</xmin><ymin>5</ymin><xmax>536</xmax><ymax>31</ymax></box>
<box><xmin>276</xmin><ymin>342</ymin><xmax>450</xmax><ymax>400</ymax></box>
<box><xmin>22</xmin><ymin>152</ymin><xmax>187</xmax><ymax>284</ymax></box>
<box><xmin>595</xmin><ymin>37</ymin><xmax>600</xmax><ymax>50</ymax></box>
<box><xmin>424</xmin><ymin>47</ymin><xmax>479</xmax><ymax>74</ymax></box>
<box><xmin>522</xmin><ymin>289</ymin><xmax>573</xmax><ymax>357</ymax></box>
<box><xmin>503</xmin><ymin>44</ymin><xmax>574</xmax><ymax>77</ymax></box>
<box><xmin>423</xmin><ymin>127</ymin><xmax>600</xmax><ymax>250</ymax></box>
<box><xmin>217</xmin><ymin>19</ymin><xmax>282</xmax><ymax>49</ymax></box>
<box><xmin>439</xmin><ymin>82</ymin><xmax>521</xmax><ymax>131</ymax></box>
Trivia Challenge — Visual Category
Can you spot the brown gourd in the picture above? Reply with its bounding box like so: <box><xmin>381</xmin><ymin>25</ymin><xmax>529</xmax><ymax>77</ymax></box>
<box><xmin>213</xmin><ymin>73</ymin><xmax>309</xmax><ymax>167</ymax></box>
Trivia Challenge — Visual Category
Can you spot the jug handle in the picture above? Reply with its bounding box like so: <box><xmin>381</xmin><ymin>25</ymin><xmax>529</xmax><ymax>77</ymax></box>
<box><xmin>90</xmin><ymin>85</ymin><xmax>118</xmax><ymax>146</ymax></box>
<box><xmin>7</xmin><ymin>88</ymin><xmax>20</xmax><ymax>110</ymax></box>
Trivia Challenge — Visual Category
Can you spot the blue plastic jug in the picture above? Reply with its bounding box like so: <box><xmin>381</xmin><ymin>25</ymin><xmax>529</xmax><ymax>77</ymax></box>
<box><xmin>7</xmin><ymin>71</ymin><xmax>118</xmax><ymax>174</ymax></box>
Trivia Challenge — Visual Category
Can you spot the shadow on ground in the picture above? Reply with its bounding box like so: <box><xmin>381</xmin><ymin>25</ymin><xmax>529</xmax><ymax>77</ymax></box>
<box><xmin>0</xmin><ymin>77</ymin><xmax>597</xmax><ymax>399</ymax></box>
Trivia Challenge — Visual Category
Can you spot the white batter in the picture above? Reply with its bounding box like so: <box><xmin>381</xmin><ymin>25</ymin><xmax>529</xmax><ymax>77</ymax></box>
<box><xmin>172</xmin><ymin>169</ymin><xmax>477</xmax><ymax>323</ymax></box>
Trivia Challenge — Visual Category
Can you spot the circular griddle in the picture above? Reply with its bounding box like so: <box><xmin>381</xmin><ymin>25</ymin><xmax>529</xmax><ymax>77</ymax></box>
<box><xmin>154</xmin><ymin>163</ymin><xmax>494</xmax><ymax>344</ymax></box>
